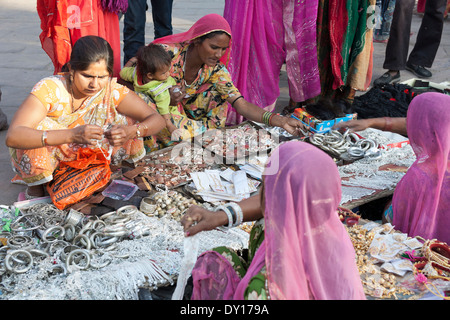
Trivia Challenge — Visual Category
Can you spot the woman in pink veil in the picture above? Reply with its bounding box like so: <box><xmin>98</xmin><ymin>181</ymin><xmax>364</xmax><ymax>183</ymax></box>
<box><xmin>185</xmin><ymin>141</ymin><xmax>366</xmax><ymax>300</ymax></box>
<box><xmin>224</xmin><ymin>0</ymin><xmax>321</xmax><ymax>125</ymax></box>
<box><xmin>392</xmin><ymin>92</ymin><xmax>450</xmax><ymax>244</ymax></box>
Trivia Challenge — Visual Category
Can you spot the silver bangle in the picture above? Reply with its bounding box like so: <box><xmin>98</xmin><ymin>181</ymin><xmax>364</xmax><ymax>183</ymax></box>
<box><xmin>72</xmin><ymin>234</ymin><xmax>92</xmax><ymax>250</ymax></box>
<box><xmin>5</xmin><ymin>250</ymin><xmax>33</xmax><ymax>274</ymax></box>
<box><xmin>66</xmin><ymin>248</ymin><xmax>91</xmax><ymax>273</ymax></box>
<box><xmin>228</xmin><ymin>202</ymin><xmax>243</xmax><ymax>227</ymax></box>
<box><xmin>214</xmin><ymin>205</ymin><xmax>233</xmax><ymax>228</ymax></box>
<box><xmin>42</xmin><ymin>225</ymin><xmax>65</xmax><ymax>243</ymax></box>
<box><xmin>117</xmin><ymin>205</ymin><xmax>138</xmax><ymax>217</ymax></box>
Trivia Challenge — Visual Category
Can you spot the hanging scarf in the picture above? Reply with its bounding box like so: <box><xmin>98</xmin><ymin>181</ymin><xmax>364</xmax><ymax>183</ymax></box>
<box><xmin>100</xmin><ymin>0</ymin><xmax>128</xmax><ymax>14</ymax></box>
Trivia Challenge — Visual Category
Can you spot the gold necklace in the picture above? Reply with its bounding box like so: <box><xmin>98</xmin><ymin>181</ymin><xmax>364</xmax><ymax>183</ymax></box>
<box><xmin>70</xmin><ymin>86</ymin><xmax>86</xmax><ymax>113</ymax></box>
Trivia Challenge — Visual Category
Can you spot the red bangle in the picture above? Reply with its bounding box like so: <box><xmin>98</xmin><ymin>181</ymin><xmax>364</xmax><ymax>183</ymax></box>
<box><xmin>268</xmin><ymin>113</ymin><xmax>275</xmax><ymax>126</ymax></box>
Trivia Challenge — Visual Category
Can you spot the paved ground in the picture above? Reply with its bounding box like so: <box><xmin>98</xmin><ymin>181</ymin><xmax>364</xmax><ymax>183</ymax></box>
<box><xmin>0</xmin><ymin>0</ymin><xmax>448</xmax><ymax>206</ymax></box>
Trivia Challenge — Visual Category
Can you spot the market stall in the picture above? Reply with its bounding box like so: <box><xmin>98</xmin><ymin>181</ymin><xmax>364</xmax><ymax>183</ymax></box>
<box><xmin>0</xmin><ymin>120</ymin><xmax>448</xmax><ymax>300</ymax></box>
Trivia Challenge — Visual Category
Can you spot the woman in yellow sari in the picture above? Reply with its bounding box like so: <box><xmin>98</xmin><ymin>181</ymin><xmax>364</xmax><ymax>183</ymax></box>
<box><xmin>6</xmin><ymin>36</ymin><xmax>165</xmax><ymax>198</ymax></box>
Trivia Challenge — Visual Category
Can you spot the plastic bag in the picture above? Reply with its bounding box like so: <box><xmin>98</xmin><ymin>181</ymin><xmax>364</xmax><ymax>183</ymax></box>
<box><xmin>172</xmin><ymin>234</ymin><xmax>199</xmax><ymax>300</ymax></box>
<box><xmin>47</xmin><ymin>148</ymin><xmax>112</xmax><ymax>210</ymax></box>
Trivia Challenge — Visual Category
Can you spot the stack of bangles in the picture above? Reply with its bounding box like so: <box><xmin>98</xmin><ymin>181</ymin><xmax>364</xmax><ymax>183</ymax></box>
<box><xmin>262</xmin><ymin>111</ymin><xmax>275</xmax><ymax>126</ymax></box>
<box><xmin>215</xmin><ymin>203</ymin><xmax>243</xmax><ymax>228</ymax></box>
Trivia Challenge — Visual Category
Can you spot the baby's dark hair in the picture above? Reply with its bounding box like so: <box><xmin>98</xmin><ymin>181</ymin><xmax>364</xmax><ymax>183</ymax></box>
<box><xmin>136</xmin><ymin>44</ymin><xmax>172</xmax><ymax>77</ymax></box>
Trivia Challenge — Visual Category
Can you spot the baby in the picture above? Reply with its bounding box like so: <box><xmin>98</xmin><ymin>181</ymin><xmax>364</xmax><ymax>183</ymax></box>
<box><xmin>120</xmin><ymin>43</ymin><xmax>182</xmax><ymax>140</ymax></box>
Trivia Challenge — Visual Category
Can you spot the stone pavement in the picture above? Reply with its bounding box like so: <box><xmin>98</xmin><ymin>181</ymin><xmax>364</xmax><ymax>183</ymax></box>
<box><xmin>0</xmin><ymin>0</ymin><xmax>448</xmax><ymax>206</ymax></box>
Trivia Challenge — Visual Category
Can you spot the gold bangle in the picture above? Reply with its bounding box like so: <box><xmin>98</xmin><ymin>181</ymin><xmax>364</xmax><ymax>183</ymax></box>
<box><xmin>41</xmin><ymin>131</ymin><xmax>48</xmax><ymax>146</ymax></box>
<box><xmin>135</xmin><ymin>123</ymin><xmax>148</xmax><ymax>138</ymax></box>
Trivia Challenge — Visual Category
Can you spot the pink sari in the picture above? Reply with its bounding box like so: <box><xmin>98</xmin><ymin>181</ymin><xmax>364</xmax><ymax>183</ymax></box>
<box><xmin>224</xmin><ymin>0</ymin><xmax>321</xmax><ymax>125</ymax></box>
<box><xmin>392</xmin><ymin>93</ymin><xmax>450</xmax><ymax>244</ymax></box>
<box><xmin>191</xmin><ymin>141</ymin><xmax>366</xmax><ymax>300</ymax></box>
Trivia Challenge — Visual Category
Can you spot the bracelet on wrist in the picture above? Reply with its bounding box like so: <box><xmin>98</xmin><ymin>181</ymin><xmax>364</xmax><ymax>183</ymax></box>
<box><xmin>262</xmin><ymin>111</ymin><xmax>275</xmax><ymax>126</ymax></box>
<box><xmin>227</xmin><ymin>203</ymin><xmax>243</xmax><ymax>227</ymax></box>
<box><xmin>41</xmin><ymin>131</ymin><xmax>48</xmax><ymax>147</ymax></box>
<box><xmin>135</xmin><ymin>123</ymin><xmax>148</xmax><ymax>138</ymax></box>
<box><xmin>214</xmin><ymin>205</ymin><xmax>233</xmax><ymax>228</ymax></box>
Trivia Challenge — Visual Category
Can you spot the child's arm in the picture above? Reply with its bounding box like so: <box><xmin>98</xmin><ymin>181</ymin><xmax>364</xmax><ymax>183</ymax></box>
<box><xmin>123</xmin><ymin>57</ymin><xmax>137</xmax><ymax>68</ymax></box>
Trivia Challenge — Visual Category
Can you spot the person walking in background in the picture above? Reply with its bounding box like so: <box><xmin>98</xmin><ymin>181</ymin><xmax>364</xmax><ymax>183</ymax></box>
<box><xmin>123</xmin><ymin>0</ymin><xmax>173</xmax><ymax>65</ymax></box>
<box><xmin>373</xmin><ymin>0</ymin><xmax>396</xmax><ymax>43</ymax></box>
<box><xmin>373</xmin><ymin>0</ymin><xmax>446</xmax><ymax>85</ymax></box>
<box><xmin>37</xmin><ymin>0</ymin><xmax>127</xmax><ymax>77</ymax></box>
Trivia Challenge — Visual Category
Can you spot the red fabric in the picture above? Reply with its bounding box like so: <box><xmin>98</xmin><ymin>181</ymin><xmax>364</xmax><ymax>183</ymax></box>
<box><xmin>328</xmin><ymin>1</ymin><xmax>347</xmax><ymax>90</ymax></box>
<box><xmin>152</xmin><ymin>13</ymin><xmax>232</xmax><ymax>66</ymax></box>
<box><xmin>37</xmin><ymin>0</ymin><xmax>121</xmax><ymax>77</ymax></box>
<box><xmin>417</xmin><ymin>0</ymin><xmax>426</xmax><ymax>13</ymax></box>
<box><xmin>37</xmin><ymin>0</ymin><xmax>72</xmax><ymax>74</ymax></box>
<box><xmin>418</xmin><ymin>0</ymin><xmax>450</xmax><ymax>15</ymax></box>
<box><xmin>68</xmin><ymin>0</ymin><xmax>121</xmax><ymax>77</ymax></box>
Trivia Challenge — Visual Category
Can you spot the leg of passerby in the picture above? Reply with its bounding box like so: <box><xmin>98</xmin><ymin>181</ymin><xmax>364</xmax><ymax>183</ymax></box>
<box><xmin>373</xmin><ymin>0</ymin><xmax>414</xmax><ymax>86</ymax></box>
<box><xmin>406</xmin><ymin>0</ymin><xmax>446</xmax><ymax>78</ymax></box>
<box><xmin>150</xmin><ymin>0</ymin><xmax>173</xmax><ymax>39</ymax></box>
<box><xmin>123</xmin><ymin>0</ymin><xmax>147</xmax><ymax>65</ymax></box>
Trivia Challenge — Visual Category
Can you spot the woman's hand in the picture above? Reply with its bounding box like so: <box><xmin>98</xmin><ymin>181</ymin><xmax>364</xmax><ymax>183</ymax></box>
<box><xmin>181</xmin><ymin>205</ymin><xmax>228</xmax><ymax>237</ymax></box>
<box><xmin>277</xmin><ymin>115</ymin><xmax>307</xmax><ymax>136</ymax></box>
<box><xmin>332</xmin><ymin>119</ymin><xmax>372</xmax><ymax>132</ymax></box>
<box><xmin>104</xmin><ymin>124</ymin><xmax>135</xmax><ymax>146</ymax></box>
<box><xmin>71</xmin><ymin>124</ymin><xmax>104</xmax><ymax>146</ymax></box>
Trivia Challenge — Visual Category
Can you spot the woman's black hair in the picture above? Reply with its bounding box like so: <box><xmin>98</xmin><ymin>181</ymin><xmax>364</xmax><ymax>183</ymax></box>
<box><xmin>69</xmin><ymin>35</ymin><xmax>114</xmax><ymax>75</ymax></box>
<box><xmin>197</xmin><ymin>30</ymin><xmax>230</xmax><ymax>42</ymax></box>
<box><xmin>136</xmin><ymin>43</ymin><xmax>172</xmax><ymax>77</ymax></box>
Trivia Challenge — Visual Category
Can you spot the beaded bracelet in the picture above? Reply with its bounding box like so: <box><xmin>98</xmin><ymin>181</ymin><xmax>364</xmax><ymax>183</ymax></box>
<box><xmin>262</xmin><ymin>111</ymin><xmax>275</xmax><ymax>126</ymax></box>
<box><xmin>214</xmin><ymin>205</ymin><xmax>233</xmax><ymax>228</ymax></box>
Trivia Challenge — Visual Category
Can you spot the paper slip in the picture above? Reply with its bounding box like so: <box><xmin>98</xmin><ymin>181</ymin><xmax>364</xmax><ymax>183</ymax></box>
<box><xmin>240</xmin><ymin>164</ymin><xmax>264</xmax><ymax>180</ymax></box>
<box><xmin>233</xmin><ymin>170</ymin><xmax>250</xmax><ymax>195</ymax></box>
<box><xmin>219</xmin><ymin>168</ymin><xmax>235</xmax><ymax>182</ymax></box>
<box><xmin>190</xmin><ymin>172</ymin><xmax>211</xmax><ymax>192</ymax></box>
<box><xmin>205</xmin><ymin>170</ymin><xmax>226</xmax><ymax>193</ymax></box>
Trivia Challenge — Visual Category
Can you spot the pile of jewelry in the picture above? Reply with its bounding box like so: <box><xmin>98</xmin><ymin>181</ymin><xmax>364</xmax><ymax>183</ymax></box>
<box><xmin>345</xmin><ymin>223</ymin><xmax>416</xmax><ymax>299</ymax></box>
<box><xmin>418</xmin><ymin>239</ymin><xmax>450</xmax><ymax>279</ymax></box>
<box><xmin>0</xmin><ymin>204</ymin><xmax>156</xmax><ymax>276</ymax></box>
<box><xmin>0</xmin><ymin>201</ymin><xmax>250</xmax><ymax>299</ymax></box>
<box><xmin>201</xmin><ymin>123</ymin><xmax>278</xmax><ymax>160</ymax></box>
<box><xmin>308</xmin><ymin>129</ymin><xmax>381</xmax><ymax>160</ymax></box>
<box><xmin>138</xmin><ymin>163</ymin><xmax>209</xmax><ymax>188</ymax></box>
<box><xmin>140</xmin><ymin>186</ymin><xmax>198</xmax><ymax>221</ymax></box>
<box><xmin>139</xmin><ymin>142</ymin><xmax>206</xmax><ymax>166</ymax></box>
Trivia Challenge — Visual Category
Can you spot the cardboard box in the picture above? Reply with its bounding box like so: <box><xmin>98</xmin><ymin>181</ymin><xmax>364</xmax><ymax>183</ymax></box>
<box><xmin>291</xmin><ymin>108</ymin><xmax>357</xmax><ymax>133</ymax></box>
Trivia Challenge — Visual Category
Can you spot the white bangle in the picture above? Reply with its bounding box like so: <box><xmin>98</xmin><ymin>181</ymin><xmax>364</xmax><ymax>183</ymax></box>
<box><xmin>227</xmin><ymin>202</ymin><xmax>243</xmax><ymax>227</ymax></box>
<box><xmin>214</xmin><ymin>205</ymin><xmax>233</xmax><ymax>228</ymax></box>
